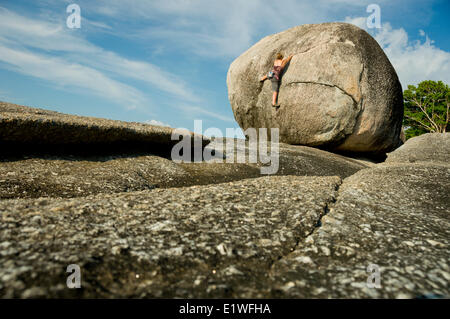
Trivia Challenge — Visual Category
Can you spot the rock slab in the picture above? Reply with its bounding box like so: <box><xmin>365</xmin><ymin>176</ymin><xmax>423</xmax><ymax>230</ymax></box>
<box><xmin>271</xmin><ymin>163</ymin><xmax>449</xmax><ymax>298</ymax></box>
<box><xmin>386</xmin><ymin>133</ymin><xmax>449</xmax><ymax>164</ymax></box>
<box><xmin>0</xmin><ymin>101</ymin><xmax>207</xmax><ymax>155</ymax></box>
<box><xmin>0</xmin><ymin>176</ymin><xmax>340</xmax><ymax>298</ymax></box>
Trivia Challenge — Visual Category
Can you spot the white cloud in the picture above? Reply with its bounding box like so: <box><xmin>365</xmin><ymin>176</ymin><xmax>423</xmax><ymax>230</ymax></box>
<box><xmin>144</xmin><ymin>119</ymin><xmax>171</xmax><ymax>127</ymax></box>
<box><xmin>0</xmin><ymin>45</ymin><xmax>146</xmax><ymax>110</ymax></box>
<box><xmin>345</xmin><ymin>16</ymin><xmax>450</xmax><ymax>88</ymax></box>
<box><xmin>177</xmin><ymin>104</ymin><xmax>235</xmax><ymax>123</ymax></box>
<box><xmin>0</xmin><ymin>7</ymin><xmax>97</xmax><ymax>54</ymax></box>
<box><xmin>0</xmin><ymin>7</ymin><xmax>198</xmax><ymax>109</ymax></box>
<box><xmin>83</xmin><ymin>0</ymin><xmax>335</xmax><ymax>58</ymax></box>
<box><xmin>80</xmin><ymin>52</ymin><xmax>198</xmax><ymax>103</ymax></box>
<box><xmin>74</xmin><ymin>0</ymin><xmax>401</xmax><ymax>60</ymax></box>
<box><xmin>343</xmin><ymin>16</ymin><xmax>367</xmax><ymax>29</ymax></box>
<box><xmin>84</xmin><ymin>18</ymin><xmax>113</xmax><ymax>31</ymax></box>
<box><xmin>375</xmin><ymin>24</ymin><xmax>450</xmax><ymax>87</ymax></box>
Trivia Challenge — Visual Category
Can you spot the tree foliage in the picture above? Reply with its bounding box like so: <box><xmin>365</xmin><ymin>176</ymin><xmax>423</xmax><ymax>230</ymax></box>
<box><xmin>403</xmin><ymin>80</ymin><xmax>449</xmax><ymax>139</ymax></box>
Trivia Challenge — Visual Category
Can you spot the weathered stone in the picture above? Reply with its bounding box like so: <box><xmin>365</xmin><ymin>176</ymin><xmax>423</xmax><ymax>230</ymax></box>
<box><xmin>0</xmin><ymin>101</ymin><xmax>207</xmax><ymax>156</ymax></box>
<box><xmin>0</xmin><ymin>137</ymin><xmax>369</xmax><ymax>199</ymax></box>
<box><xmin>269</xmin><ymin>163</ymin><xmax>450</xmax><ymax>298</ymax></box>
<box><xmin>0</xmin><ymin>102</ymin><xmax>447</xmax><ymax>299</ymax></box>
<box><xmin>227</xmin><ymin>22</ymin><xmax>403</xmax><ymax>153</ymax></box>
<box><xmin>386</xmin><ymin>133</ymin><xmax>449</xmax><ymax>165</ymax></box>
<box><xmin>0</xmin><ymin>176</ymin><xmax>341</xmax><ymax>298</ymax></box>
<box><xmin>3</xmin><ymin>161</ymin><xmax>447</xmax><ymax>298</ymax></box>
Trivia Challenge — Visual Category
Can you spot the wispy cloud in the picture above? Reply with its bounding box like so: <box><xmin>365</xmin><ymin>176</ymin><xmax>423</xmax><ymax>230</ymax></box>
<box><xmin>0</xmin><ymin>45</ymin><xmax>146</xmax><ymax>109</ymax></box>
<box><xmin>0</xmin><ymin>7</ymin><xmax>97</xmax><ymax>53</ymax></box>
<box><xmin>144</xmin><ymin>119</ymin><xmax>171</xmax><ymax>127</ymax></box>
<box><xmin>83</xmin><ymin>0</ymin><xmax>405</xmax><ymax>59</ymax></box>
<box><xmin>84</xmin><ymin>18</ymin><xmax>113</xmax><ymax>31</ymax></box>
<box><xmin>177</xmin><ymin>104</ymin><xmax>235</xmax><ymax>123</ymax></box>
<box><xmin>0</xmin><ymin>88</ymin><xmax>23</xmax><ymax>104</ymax></box>
<box><xmin>81</xmin><ymin>0</ymin><xmax>333</xmax><ymax>58</ymax></box>
<box><xmin>345</xmin><ymin>16</ymin><xmax>450</xmax><ymax>88</ymax></box>
<box><xmin>0</xmin><ymin>7</ymin><xmax>198</xmax><ymax>110</ymax></box>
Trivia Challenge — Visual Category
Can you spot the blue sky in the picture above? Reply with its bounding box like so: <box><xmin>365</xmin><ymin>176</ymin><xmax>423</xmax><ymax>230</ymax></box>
<box><xmin>0</xmin><ymin>0</ymin><xmax>449</xmax><ymax>136</ymax></box>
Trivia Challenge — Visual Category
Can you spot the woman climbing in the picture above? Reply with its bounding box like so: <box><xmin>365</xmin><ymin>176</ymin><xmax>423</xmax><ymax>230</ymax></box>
<box><xmin>260</xmin><ymin>53</ymin><xmax>294</xmax><ymax>107</ymax></box>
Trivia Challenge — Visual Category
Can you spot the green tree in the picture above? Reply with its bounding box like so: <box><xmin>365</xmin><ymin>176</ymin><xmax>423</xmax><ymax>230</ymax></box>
<box><xmin>403</xmin><ymin>80</ymin><xmax>449</xmax><ymax>139</ymax></box>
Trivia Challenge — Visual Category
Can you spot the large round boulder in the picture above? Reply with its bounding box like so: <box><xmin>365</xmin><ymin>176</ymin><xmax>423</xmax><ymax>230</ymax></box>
<box><xmin>227</xmin><ymin>22</ymin><xmax>404</xmax><ymax>153</ymax></box>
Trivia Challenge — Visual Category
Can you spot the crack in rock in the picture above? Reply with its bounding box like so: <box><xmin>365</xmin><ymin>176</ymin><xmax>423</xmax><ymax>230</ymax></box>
<box><xmin>286</xmin><ymin>81</ymin><xmax>359</xmax><ymax>106</ymax></box>
<box><xmin>269</xmin><ymin>177</ymin><xmax>343</xmax><ymax>271</ymax></box>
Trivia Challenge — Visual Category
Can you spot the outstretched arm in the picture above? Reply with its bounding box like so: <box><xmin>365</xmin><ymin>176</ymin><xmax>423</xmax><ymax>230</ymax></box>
<box><xmin>281</xmin><ymin>55</ymin><xmax>294</xmax><ymax>69</ymax></box>
<box><xmin>260</xmin><ymin>74</ymin><xmax>268</xmax><ymax>82</ymax></box>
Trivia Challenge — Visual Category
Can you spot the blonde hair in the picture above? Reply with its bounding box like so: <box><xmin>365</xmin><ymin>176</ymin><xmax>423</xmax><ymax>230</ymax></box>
<box><xmin>276</xmin><ymin>53</ymin><xmax>283</xmax><ymax>60</ymax></box>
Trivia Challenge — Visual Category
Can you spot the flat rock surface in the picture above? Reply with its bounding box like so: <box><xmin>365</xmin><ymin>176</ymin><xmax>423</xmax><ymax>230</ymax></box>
<box><xmin>270</xmin><ymin>163</ymin><xmax>450</xmax><ymax>298</ymax></box>
<box><xmin>3</xmin><ymin>163</ymin><xmax>447</xmax><ymax>298</ymax></box>
<box><xmin>0</xmin><ymin>101</ymin><xmax>206</xmax><ymax>153</ymax></box>
<box><xmin>0</xmin><ymin>176</ymin><xmax>341</xmax><ymax>298</ymax></box>
<box><xmin>386</xmin><ymin>133</ymin><xmax>449</xmax><ymax>165</ymax></box>
<box><xmin>0</xmin><ymin>140</ymin><xmax>368</xmax><ymax>199</ymax></box>
<box><xmin>275</xmin><ymin>143</ymin><xmax>374</xmax><ymax>176</ymax></box>
<box><xmin>1</xmin><ymin>103</ymin><xmax>447</xmax><ymax>299</ymax></box>
<box><xmin>207</xmin><ymin>137</ymin><xmax>374</xmax><ymax>174</ymax></box>
<box><xmin>0</xmin><ymin>155</ymin><xmax>185</xmax><ymax>199</ymax></box>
